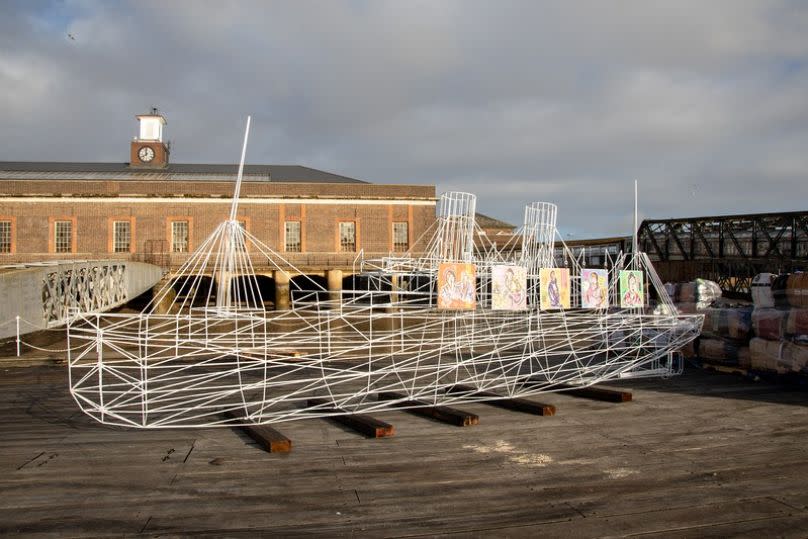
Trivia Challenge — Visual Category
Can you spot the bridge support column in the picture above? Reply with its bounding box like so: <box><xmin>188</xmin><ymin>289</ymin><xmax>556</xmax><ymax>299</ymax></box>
<box><xmin>274</xmin><ymin>271</ymin><xmax>290</xmax><ymax>311</ymax></box>
<box><xmin>327</xmin><ymin>269</ymin><xmax>343</xmax><ymax>304</ymax></box>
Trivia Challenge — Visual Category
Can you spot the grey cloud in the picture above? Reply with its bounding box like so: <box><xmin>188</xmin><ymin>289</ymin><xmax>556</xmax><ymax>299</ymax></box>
<box><xmin>1</xmin><ymin>0</ymin><xmax>806</xmax><ymax>237</ymax></box>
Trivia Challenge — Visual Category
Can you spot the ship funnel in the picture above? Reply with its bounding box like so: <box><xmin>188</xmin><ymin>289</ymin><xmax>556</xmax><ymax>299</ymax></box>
<box><xmin>521</xmin><ymin>201</ymin><xmax>557</xmax><ymax>271</ymax></box>
<box><xmin>428</xmin><ymin>191</ymin><xmax>477</xmax><ymax>262</ymax></box>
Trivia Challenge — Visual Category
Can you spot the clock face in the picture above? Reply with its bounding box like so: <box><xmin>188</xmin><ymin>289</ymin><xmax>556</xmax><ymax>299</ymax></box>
<box><xmin>138</xmin><ymin>146</ymin><xmax>155</xmax><ymax>162</ymax></box>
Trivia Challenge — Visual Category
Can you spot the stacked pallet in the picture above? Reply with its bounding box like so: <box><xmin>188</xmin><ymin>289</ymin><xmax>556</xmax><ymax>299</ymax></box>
<box><xmin>697</xmin><ymin>307</ymin><xmax>753</xmax><ymax>367</ymax></box>
<box><xmin>668</xmin><ymin>279</ymin><xmax>754</xmax><ymax>366</ymax></box>
<box><xmin>670</xmin><ymin>280</ymin><xmax>712</xmax><ymax>361</ymax></box>
<box><xmin>749</xmin><ymin>273</ymin><xmax>808</xmax><ymax>375</ymax></box>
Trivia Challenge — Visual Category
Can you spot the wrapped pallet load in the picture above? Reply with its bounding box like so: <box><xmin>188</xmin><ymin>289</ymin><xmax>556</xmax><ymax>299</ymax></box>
<box><xmin>664</xmin><ymin>282</ymin><xmax>679</xmax><ymax>301</ymax></box>
<box><xmin>679</xmin><ymin>338</ymin><xmax>698</xmax><ymax>360</ymax></box>
<box><xmin>702</xmin><ymin>307</ymin><xmax>752</xmax><ymax>341</ymax></box>
<box><xmin>750</xmin><ymin>338</ymin><xmax>808</xmax><ymax>374</ymax></box>
<box><xmin>748</xmin><ymin>273</ymin><xmax>808</xmax><ymax>378</ymax></box>
<box><xmin>676</xmin><ymin>302</ymin><xmax>698</xmax><ymax>314</ymax></box>
<box><xmin>695</xmin><ymin>279</ymin><xmax>722</xmax><ymax>307</ymax></box>
<box><xmin>786</xmin><ymin>273</ymin><xmax>808</xmax><ymax>308</ymax></box>
<box><xmin>750</xmin><ymin>338</ymin><xmax>789</xmax><ymax>373</ymax></box>
<box><xmin>751</xmin><ymin>273</ymin><xmax>777</xmax><ymax>309</ymax></box>
<box><xmin>771</xmin><ymin>274</ymin><xmax>790</xmax><ymax>307</ymax></box>
<box><xmin>674</xmin><ymin>278</ymin><xmax>722</xmax><ymax>313</ymax></box>
<box><xmin>786</xmin><ymin>308</ymin><xmax>808</xmax><ymax>344</ymax></box>
<box><xmin>678</xmin><ymin>282</ymin><xmax>695</xmax><ymax>303</ymax></box>
<box><xmin>751</xmin><ymin>308</ymin><xmax>787</xmax><ymax>341</ymax></box>
<box><xmin>782</xmin><ymin>342</ymin><xmax>808</xmax><ymax>373</ymax></box>
<box><xmin>698</xmin><ymin>337</ymin><xmax>750</xmax><ymax>368</ymax></box>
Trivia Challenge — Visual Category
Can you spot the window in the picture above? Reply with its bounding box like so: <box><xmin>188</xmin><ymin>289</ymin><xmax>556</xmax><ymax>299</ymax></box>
<box><xmin>113</xmin><ymin>221</ymin><xmax>131</xmax><ymax>253</ymax></box>
<box><xmin>0</xmin><ymin>221</ymin><xmax>11</xmax><ymax>253</ymax></box>
<box><xmin>172</xmin><ymin>221</ymin><xmax>189</xmax><ymax>253</ymax></box>
<box><xmin>285</xmin><ymin>221</ymin><xmax>301</xmax><ymax>252</ymax></box>
<box><xmin>55</xmin><ymin>220</ymin><xmax>73</xmax><ymax>253</ymax></box>
<box><xmin>339</xmin><ymin>222</ymin><xmax>356</xmax><ymax>252</ymax></box>
<box><xmin>393</xmin><ymin>222</ymin><xmax>409</xmax><ymax>252</ymax></box>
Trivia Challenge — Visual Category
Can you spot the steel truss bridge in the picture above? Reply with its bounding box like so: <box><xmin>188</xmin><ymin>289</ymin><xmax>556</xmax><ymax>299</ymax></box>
<box><xmin>638</xmin><ymin>210</ymin><xmax>808</xmax><ymax>297</ymax></box>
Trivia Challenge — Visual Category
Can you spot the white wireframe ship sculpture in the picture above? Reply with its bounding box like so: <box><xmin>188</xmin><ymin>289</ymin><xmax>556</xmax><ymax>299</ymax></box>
<box><xmin>67</xmin><ymin>119</ymin><xmax>703</xmax><ymax>428</ymax></box>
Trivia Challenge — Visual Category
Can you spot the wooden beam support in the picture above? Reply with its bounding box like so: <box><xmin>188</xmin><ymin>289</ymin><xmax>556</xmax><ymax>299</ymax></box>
<box><xmin>447</xmin><ymin>384</ymin><xmax>556</xmax><ymax>416</ymax></box>
<box><xmin>557</xmin><ymin>384</ymin><xmax>632</xmax><ymax>403</ymax></box>
<box><xmin>224</xmin><ymin>411</ymin><xmax>292</xmax><ymax>453</ymax></box>
<box><xmin>307</xmin><ymin>398</ymin><xmax>395</xmax><ymax>438</ymax></box>
<box><xmin>377</xmin><ymin>391</ymin><xmax>479</xmax><ymax>426</ymax></box>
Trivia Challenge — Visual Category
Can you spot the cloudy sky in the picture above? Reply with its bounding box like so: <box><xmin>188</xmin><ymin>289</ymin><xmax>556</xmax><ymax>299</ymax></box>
<box><xmin>1</xmin><ymin>1</ymin><xmax>807</xmax><ymax>238</ymax></box>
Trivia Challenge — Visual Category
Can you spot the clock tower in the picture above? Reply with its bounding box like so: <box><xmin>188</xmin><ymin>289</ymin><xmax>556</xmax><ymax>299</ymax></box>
<box><xmin>130</xmin><ymin>108</ymin><xmax>169</xmax><ymax>168</ymax></box>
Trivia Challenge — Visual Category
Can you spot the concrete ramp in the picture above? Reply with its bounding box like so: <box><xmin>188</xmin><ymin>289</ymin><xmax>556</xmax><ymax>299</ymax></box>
<box><xmin>0</xmin><ymin>260</ymin><xmax>163</xmax><ymax>339</ymax></box>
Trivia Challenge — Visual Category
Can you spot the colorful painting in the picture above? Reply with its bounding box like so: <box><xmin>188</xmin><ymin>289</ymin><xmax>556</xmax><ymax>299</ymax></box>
<box><xmin>581</xmin><ymin>268</ymin><xmax>609</xmax><ymax>309</ymax></box>
<box><xmin>539</xmin><ymin>268</ymin><xmax>570</xmax><ymax>310</ymax></box>
<box><xmin>491</xmin><ymin>265</ymin><xmax>527</xmax><ymax>311</ymax></box>
<box><xmin>437</xmin><ymin>263</ymin><xmax>477</xmax><ymax>310</ymax></box>
<box><xmin>619</xmin><ymin>270</ymin><xmax>645</xmax><ymax>308</ymax></box>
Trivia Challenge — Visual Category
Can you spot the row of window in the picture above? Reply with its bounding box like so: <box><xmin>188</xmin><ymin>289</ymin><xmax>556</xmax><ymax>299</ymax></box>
<box><xmin>0</xmin><ymin>219</ymin><xmax>410</xmax><ymax>254</ymax></box>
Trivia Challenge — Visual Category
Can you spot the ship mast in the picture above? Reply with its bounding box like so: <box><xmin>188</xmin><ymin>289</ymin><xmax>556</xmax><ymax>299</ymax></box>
<box><xmin>229</xmin><ymin>115</ymin><xmax>251</xmax><ymax>221</ymax></box>
<box><xmin>216</xmin><ymin>116</ymin><xmax>252</xmax><ymax>313</ymax></box>
<box><xmin>632</xmin><ymin>180</ymin><xmax>639</xmax><ymax>258</ymax></box>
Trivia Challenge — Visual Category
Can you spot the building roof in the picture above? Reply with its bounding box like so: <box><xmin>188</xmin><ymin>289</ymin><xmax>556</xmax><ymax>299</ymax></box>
<box><xmin>475</xmin><ymin>212</ymin><xmax>516</xmax><ymax>231</ymax></box>
<box><xmin>0</xmin><ymin>161</ymin><xmax>368</xmax><ymax>184</ymax></box>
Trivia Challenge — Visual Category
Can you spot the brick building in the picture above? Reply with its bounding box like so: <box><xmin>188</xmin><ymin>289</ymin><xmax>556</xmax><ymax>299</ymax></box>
<box><xmin>0</xmin><ymin>111</ymin><xmax>436</xmax><ymax>304</ymax></box>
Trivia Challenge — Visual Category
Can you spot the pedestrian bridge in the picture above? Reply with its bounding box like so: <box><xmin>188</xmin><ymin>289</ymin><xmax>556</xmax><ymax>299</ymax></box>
<box><xmin>0</xmin><ymin>260</ymin><xmax>163</xmax><ymax>340</ymax></box>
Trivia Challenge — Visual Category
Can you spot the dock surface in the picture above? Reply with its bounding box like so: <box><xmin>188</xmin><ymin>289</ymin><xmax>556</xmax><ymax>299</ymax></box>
<box><xmin>1</xmin><ymin>364</ymin><xmax>808</xmax><ymax>537</ymax></box>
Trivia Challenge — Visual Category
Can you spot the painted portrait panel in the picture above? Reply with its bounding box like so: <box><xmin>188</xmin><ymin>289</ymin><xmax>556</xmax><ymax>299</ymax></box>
<box><xmin>491</xmin><ymin>265</ymin><xmax>527</xmax><ymax>311</ymax></box>
<box><xmin>437</xmin><ymin>262</ymin><xmax>477</xmax><ymax>310</ymax></box>
<box><xmin>581</xmin><ymin>268</ymin><xmax>609</xmax><ymax>309</ymax></box>
<box><xmin>539</xmin><ymin>267</ymin><xmax>570</xmax><ymax>310</ymax></box>
<box><xmin>619</xmin><ymin>270</ymin><xmax>645</xmax><ymax>308</ymax></box>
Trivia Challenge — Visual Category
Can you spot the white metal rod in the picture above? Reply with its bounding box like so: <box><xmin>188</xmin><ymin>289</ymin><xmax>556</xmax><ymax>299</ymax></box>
<box><xmin>229</xmin><ymin>116</ymin><xmax>252</xmax><ymax>222</ymax></box>
<box><xmin>633</xmin><ymin>180</ymin><xmax>639</xmax><ymax>256</ymax></box>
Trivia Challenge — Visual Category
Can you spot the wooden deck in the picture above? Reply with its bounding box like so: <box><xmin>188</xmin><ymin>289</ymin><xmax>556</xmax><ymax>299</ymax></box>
<box><xmin>1</xmin><ymin>362</ymin><xmax>808</xmax><ymax>537</ymax></box>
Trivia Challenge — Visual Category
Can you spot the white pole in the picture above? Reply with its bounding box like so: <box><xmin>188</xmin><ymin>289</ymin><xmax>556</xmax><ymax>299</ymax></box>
<box><xmin>633</xmin><ymin>180</ymin><xmax>639</xmax><ymax>257</ymax></box>
<box><xmin>229</xmin><ymin>116</ymin><xmax>252</xmax><ymax>222</ymax></box>
<box><xmin>219</xmin><ymin>116</ymin><xmax>252</xmax><ymax>313</ymax></box>
<box><xmin>15</xmin><ymin>315</ymin><xmax>20</xmax><ymax>357</ymax></box>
